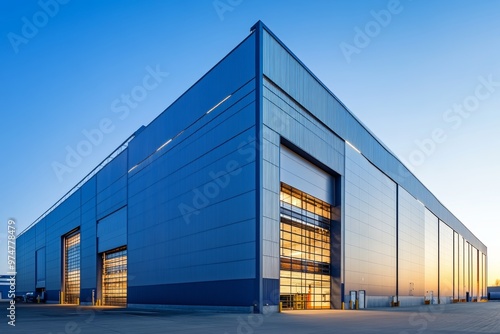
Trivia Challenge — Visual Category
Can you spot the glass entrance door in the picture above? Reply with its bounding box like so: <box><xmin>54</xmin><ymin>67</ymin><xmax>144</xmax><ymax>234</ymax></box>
<box><xmin>279</xmin><ymin>183</ymin><xmax>332</xmax><ymax>310</ymax></box>
<box><xmin>102</xmin><ymin>247</ymin><xmax>127</xmax><ymax>306</ymax></box>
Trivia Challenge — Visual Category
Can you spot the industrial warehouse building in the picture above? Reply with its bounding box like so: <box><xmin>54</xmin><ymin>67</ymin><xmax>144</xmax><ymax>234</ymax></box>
<box><xmin>16</xmin><ymin>22</ymin><xmax>487</xmax><ymax>312</ymax></box>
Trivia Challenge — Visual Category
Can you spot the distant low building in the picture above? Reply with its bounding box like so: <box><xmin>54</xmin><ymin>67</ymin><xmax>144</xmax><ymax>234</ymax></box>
<box><xmin>487</xmin><ymin>286</ymin><xmax>500</xmax><ymax>300</ymax></box>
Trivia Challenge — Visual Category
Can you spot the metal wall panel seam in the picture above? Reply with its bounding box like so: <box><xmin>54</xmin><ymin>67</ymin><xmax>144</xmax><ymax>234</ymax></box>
<box><xmin>252</xmin><ymin>20</ymin><xmax>264</xmax><ymax>314</ymax></box>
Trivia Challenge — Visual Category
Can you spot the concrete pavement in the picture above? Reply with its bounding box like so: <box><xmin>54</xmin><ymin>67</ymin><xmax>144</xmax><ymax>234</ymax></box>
<box><xmin>1</xmin><ymin>301</ymin><xmax>499</xmax><ymax>333</ymax></box>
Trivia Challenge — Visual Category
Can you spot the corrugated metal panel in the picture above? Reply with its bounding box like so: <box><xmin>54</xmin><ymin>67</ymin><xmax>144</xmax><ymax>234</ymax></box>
<box><xmin>15</xmin><ymin>228</ymin><xmax>36</xmax><ymax>293</ymax></box>
<box><xmin>261</xmin><ymin>126</ymin><xmax>280</xmax><ymax>279</ymax></box>
<box><xmin>80</xmin><ymin>176</ymin><xmax>97</xmax><ymax>291</ymax></box>
<box><xmin>263</xmin><ymin>80</ymin><xmax>344</xmax><ymax>175</ymax></box>
<box><xmin>35</xmin><ymin>218</ymin><xmax>46</xmax><ymax>251</ymax></box>
<box><xmin>280</xmin><ymin>145</ymin><xmax>333</xmax><ymax>203</ymax></box>
<box><xmin>96</xmin><ymin>150</ymin><xmax>127</xmax><ymax>220</ymax></box>
<box><xmin>97</xmin><ymin>207</ymin><xmax>127</xmax><ymax>253</ymax></box>
<box><xmin>344</xmin><ymin>145</ymin><xmax>397</xmax><ymax>297</ymax></box>
<box><xmin>398</xmin><ymin>186</ymin><xmax>425</xmax><ymax>297</ymax></box>
<box><xmin>36</xmin><ymin>247</ymin><xmax>46</xmax><ymax>288</ymax></box>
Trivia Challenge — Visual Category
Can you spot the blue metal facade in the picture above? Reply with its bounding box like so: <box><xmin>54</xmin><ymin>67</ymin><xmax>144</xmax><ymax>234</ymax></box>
<box><xmin>16</xmin><ymin>21</ymin><xmax>486</xmax><ymax>311</ymax></box>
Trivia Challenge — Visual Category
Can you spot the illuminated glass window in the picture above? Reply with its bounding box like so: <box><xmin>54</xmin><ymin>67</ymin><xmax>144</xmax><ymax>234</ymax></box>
<box><xmin>102</xmin><ymin>247</ymin><xmax>127</xmax><ymax>306</ymax></box>
<box><xmin>280</xmin><ymin>183</ymin><xmax>332</xmax><ymax>310</ymax></box>
<box><xmin>64</xmin><ymin>231</ymin><xmax>80</xmax><ymax>304</ymax></box>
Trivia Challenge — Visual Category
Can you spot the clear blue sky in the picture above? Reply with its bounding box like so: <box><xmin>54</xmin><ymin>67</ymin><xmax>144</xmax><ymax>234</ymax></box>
<box><xmin>1</xmin><ymin>0</ymin><xmax>499</xmax><ymax>284</ymax></box>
